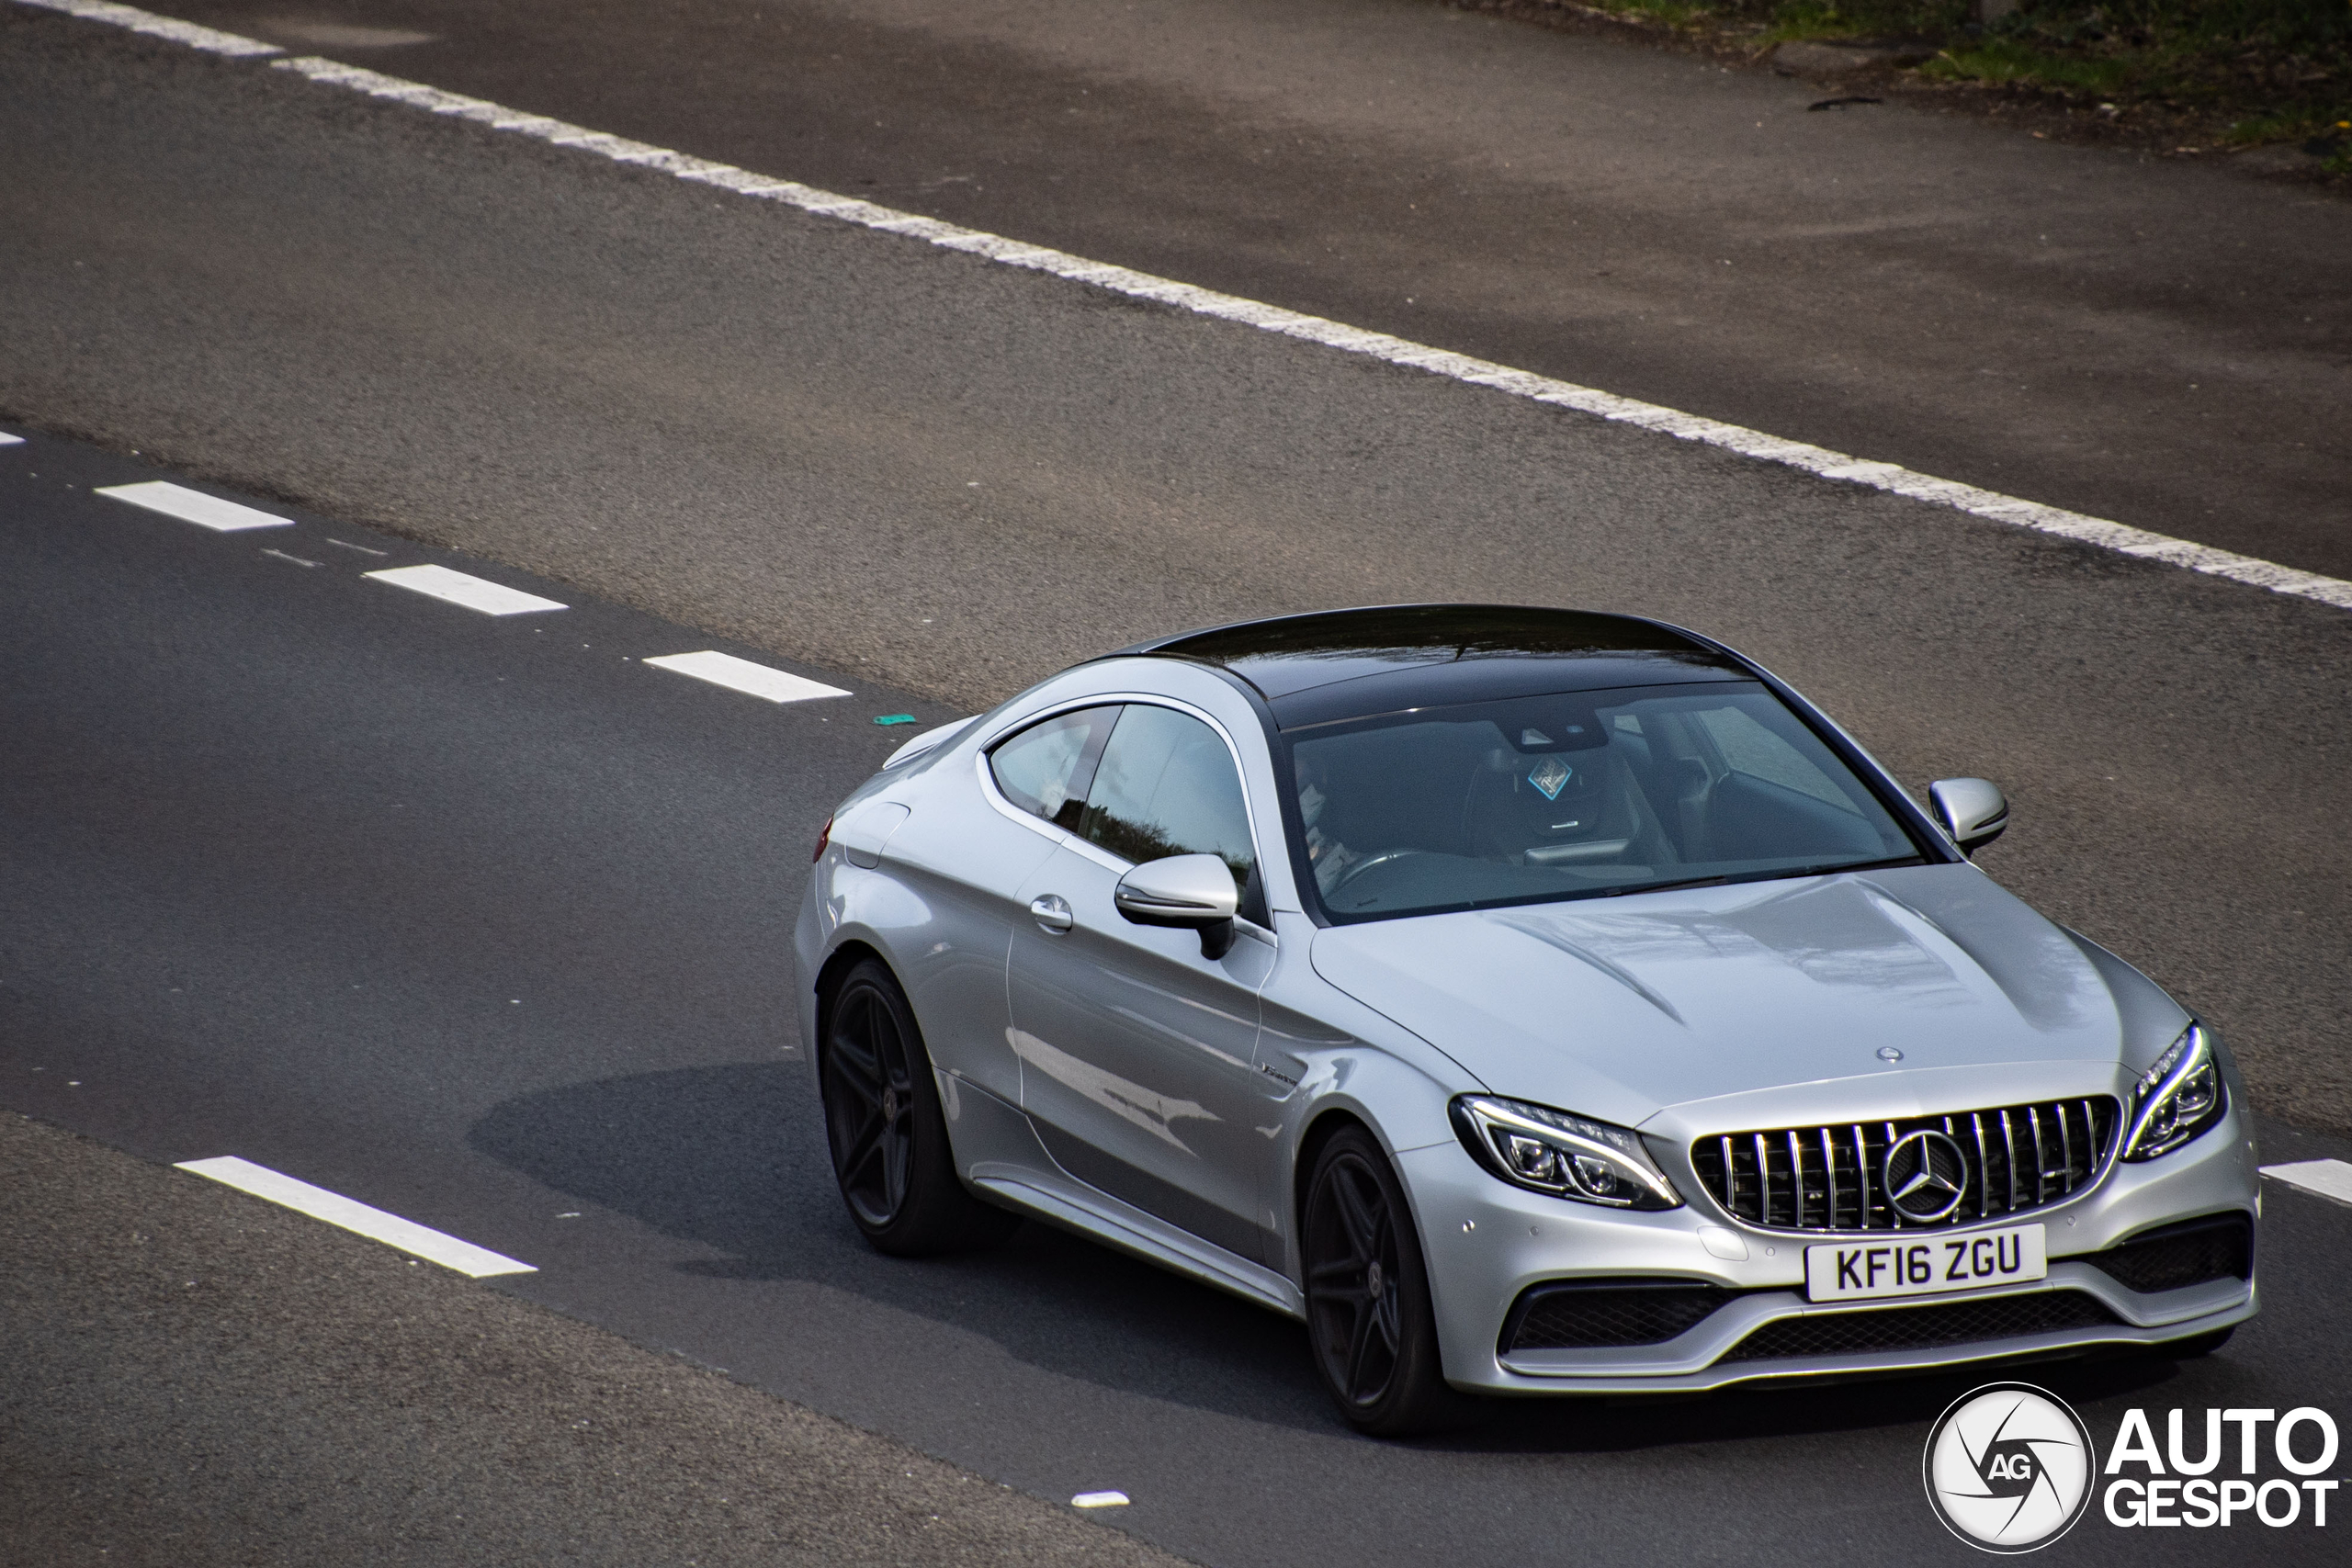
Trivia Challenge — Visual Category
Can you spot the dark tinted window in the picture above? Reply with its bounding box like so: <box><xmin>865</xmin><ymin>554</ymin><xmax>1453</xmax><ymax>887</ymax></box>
<box><xmin>989</xmin><ymin>705</ymin><xmax>1119</xmax><ymax>831</ymax></box>
<box><xmin>1078</xmin><ymin>705</ymin><xmax>1256</xmax><ymax>892</ymax></box>
<box><xmin>1290</xmin><ymin>682</ymin><xmax>1918</xmax><ymax>920</ymax></box>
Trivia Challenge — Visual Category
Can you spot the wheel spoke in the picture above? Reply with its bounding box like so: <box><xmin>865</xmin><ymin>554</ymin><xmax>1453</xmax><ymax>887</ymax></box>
<box><xmin>1330</xmin><ymin>1165</ymin><xmax>1381</xmax><ymax>1259</ymax></box>
<box><xmin>838</xmin><ymin>1112</ymin><xmax>885</xmax><ymax>1187</ymax></box>
<box><xmin>1372</xmin><ymin>1278</ymin><xmax>1401</xmax><ymax>1353</ymax></box>
<box><xmin>882</xmin><ymin>1111</ymin><xmax>910</xmax><ymax>1212</ymax></box>
<box><xmin>1307</xmin><ymin>1257</ymin><xmax>1368</xmax><ymax>1287</ymax></box>
<box><xmin>1343</xmin><ymin>1297</ymin><xmax>1381</xmax><ymax>1400</ymax></box>
<box><xmin>830</xmin><ymin>1057</ymin><xmax>882</xmax><ymax>1109</ymax></box>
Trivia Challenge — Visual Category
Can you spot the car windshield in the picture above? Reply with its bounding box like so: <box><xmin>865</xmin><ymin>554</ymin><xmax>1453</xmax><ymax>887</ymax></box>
<box><xmin>1288</xmin><ymin>682</ymin><xmax>1923</xmax><ymax>921</ymax></box>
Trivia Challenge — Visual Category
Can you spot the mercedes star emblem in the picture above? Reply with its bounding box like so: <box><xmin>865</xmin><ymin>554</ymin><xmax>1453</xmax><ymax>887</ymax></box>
<box><xmin>1883</xmin><ymin>1129</ymin><xmax>1970</xmax><ymax>1223</ymax></box>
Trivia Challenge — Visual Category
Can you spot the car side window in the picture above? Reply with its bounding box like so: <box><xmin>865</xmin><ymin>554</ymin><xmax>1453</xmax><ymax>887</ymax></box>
<box><xmin>1077</xmin><ymin>705</ymin><xmax>1256</xmax><ymax>893</ymax></box>
<box><xmin>989</xmin><ymin>705</ymin><xmax>1121</xmax><ymax>831</ymax></box>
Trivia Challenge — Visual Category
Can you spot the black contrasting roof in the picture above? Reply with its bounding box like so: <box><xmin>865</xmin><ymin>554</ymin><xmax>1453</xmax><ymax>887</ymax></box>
<box><xmin>1118</xmin><ymin>604</ymin><xmax>1747</xmax><ymax>730</ymax></box>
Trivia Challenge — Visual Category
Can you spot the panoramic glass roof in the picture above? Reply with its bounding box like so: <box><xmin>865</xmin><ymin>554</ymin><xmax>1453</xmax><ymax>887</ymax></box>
<box><xmin>1129</xmin><ymin>605</ymin><xmax>1745</xmax><ymax>726</ymax></box>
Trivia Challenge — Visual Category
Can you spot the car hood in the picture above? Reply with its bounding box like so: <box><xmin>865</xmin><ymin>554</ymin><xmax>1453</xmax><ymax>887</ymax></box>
<box><xmin>1309</xmin><ymin>863</ymin><xmax>2176</xmax><ymax>1131</ymax></box>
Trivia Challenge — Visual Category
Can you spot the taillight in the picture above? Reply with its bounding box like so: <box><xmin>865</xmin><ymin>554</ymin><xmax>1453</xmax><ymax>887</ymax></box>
<box><xmin>811</xmin><ymin>816</ymin><xmax>832</xmax><ymax>862</ymax></box>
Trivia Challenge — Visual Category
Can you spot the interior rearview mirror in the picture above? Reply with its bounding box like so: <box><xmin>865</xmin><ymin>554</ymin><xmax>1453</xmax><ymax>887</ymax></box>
<box><xmin>1114</xmin><ymin>853</ymin><xmax>1241</xmax><ymax>959</ymax></box>
<box><xmin>1928</xmin><ymin>777</ymin><xmax>2009</xmax><ymax>856</ymax></box>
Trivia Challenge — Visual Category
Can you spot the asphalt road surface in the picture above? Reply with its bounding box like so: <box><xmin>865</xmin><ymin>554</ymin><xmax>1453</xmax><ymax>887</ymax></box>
<box><xmin>121</xmin><ymin>0</ymin><xmax>2352</xmax><ymax>581</ymax></box>
<box><xmin>5</xmin><ymin>429</ymin><xmax>2350</xmax><ymax>1567</ymax></box>
<box><xmin>0</xmin><ymin>1115</ymin><xmax>1191</xmax><ymax>1568</ymax></box>
<box><xmin>3</xmin><ymin>5</ymin><xmax>2349</xmax><ymax>1564</ymax></box>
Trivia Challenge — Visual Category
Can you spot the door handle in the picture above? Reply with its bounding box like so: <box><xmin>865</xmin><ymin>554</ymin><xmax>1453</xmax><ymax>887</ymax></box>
<box><xmin>1028</xmin><ymin>895</ymin><xmax>1074</xmax><ymax>935</ymax></box>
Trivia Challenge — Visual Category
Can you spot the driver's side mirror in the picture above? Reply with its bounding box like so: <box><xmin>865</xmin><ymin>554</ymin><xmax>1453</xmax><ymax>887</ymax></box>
<box><xmin>1114</xmin><ymin>853</ymin><xmax>1241</xmax><ymax>959</ymax></box>
<box><xmin>1928</xmin><ymin>777</ymin><xmax>2009</xmax><ymax>857</ymax></box>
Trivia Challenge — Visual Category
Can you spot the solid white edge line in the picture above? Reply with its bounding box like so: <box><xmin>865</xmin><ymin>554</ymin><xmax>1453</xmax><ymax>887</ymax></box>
<box><xmin>257</xmin><ymin>56</ymin><xmax>2352</xmax><ymax>615</ymax></box>
<box><xmin>24</xmin><ymin>1</ymin><xmax>2352</xmax><ymax>614</ymax></box>
<box><xmin>2260</xmin><ymin>1158</ymin><xmax>2352</xmax><ymax>1208</ymax></box>
<box><xmin>643</xmin><ymin>649</ymin><xmax>851</xmax><ymax>704</ymax></box>
<box><xmin>96</xmin><ymin>479</ymin><xmax>295</xmax><ymax>532</ymax></box>
<box><xmin>175</xmin><ymin>1156</ymin><xmax>537</xmax><ymax>1276</ymax></box>
<box><xmin>16</xmin><ymin>0</ymin><xmax>280</xmax><ymax>56</ymax></box>
<box><xmin>365</xmin><ymin>562</ymin><xmax>568</xmax><ymax>615</ymax></box>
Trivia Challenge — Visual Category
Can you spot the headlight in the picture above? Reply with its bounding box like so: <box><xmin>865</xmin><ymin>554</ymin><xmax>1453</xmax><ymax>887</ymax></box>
<box><xmin>2122</xmin><ymin>1023</ymin><xmax>2226</xmax><ymax>1163</ymax></box>
<box><xmin>1451</xmin><ymin>1096</ymin><xmax>1682</xmax><ymax>1210</ymax></box>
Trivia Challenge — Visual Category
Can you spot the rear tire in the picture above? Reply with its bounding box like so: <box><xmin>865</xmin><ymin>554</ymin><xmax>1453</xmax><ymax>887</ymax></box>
<box><xmin>819</xmin><ymin>959</ymin><xmax>1018</xmax><ymax>1257</ymax></box>
<box><xmin>1302</xmin><ymin>1125</ymin><xmax>1459</xmax><ymax>1436</ymax></box>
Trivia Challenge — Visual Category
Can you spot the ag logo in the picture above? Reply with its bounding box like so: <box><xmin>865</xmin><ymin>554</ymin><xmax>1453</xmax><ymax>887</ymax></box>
<box><xmin>1924</xmin><ymin>1383</ymin><xmax>2096</xmax><ymax>1552</ymax></box>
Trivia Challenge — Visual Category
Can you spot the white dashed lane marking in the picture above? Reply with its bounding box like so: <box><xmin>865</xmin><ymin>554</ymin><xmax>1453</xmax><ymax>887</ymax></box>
<box><xmin>1071</xmin><ymin>1491</ymin><xmax>1131</xmax><ymax>1509</ymax></box>
<box><xmin>643</xmin><ymin>650</ymin><xmax>851</xmax><ymax>704</ymax></box>
<box><xmin>2262</xmin><ymin>1159</ymin><xmax>2352</xmax><ymax>1209</ymax></box>
<box><xmin>0</xmin><ymin>429</ymin><xmax>22</xmax><ymax>446</ymax></box>
<box><xmin>366</xmin><ymin>563</ymin><xmax>567</xmax><ymax>616</ymax></box>
<box><xmin>96</xmin><ymin>479</ymin><xmax>295</xmax><ymax>533</ymax></box>
<box><xmin>175</xmin><ymin>1156</ymin><xmax>537</xmax><ymax>1276</ymax></box>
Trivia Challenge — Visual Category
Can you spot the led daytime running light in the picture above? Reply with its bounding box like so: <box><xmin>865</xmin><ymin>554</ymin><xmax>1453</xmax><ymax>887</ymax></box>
<box><xmin>1453</xmin><ymin>1097</ymin><xmax>1682</xmax><ymax>1210</ymax></box>
<box><xmin>2122</xmin><ymin>1024</ymin><xmax>2224</xmax><ymax>1163</ymax></box>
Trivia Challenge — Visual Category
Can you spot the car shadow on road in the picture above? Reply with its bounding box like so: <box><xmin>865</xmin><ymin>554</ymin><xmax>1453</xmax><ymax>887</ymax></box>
<box><xmin>468</xmin><ymin>1061</ymin><xmax>2198</xmax><ymax>1451</ymax></box>
<box><xmin>468</xmin><ymin>1060</ymin><xmax>1336</xmax><ymax>1430</ymax></box>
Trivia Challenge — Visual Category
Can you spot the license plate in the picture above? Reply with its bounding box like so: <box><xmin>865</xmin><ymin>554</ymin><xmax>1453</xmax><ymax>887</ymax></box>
<box><xmin>1804</xmin><ymin>1224</ymin><xmax>2046</xmax><ymax>1303</ymax></box>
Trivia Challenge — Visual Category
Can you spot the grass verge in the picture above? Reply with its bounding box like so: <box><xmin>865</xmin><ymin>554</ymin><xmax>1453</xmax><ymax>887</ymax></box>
<box><xmin>1446</xmin><ymin>0</ymin><xmax>2352</xmax><ymax>175</ymax></box>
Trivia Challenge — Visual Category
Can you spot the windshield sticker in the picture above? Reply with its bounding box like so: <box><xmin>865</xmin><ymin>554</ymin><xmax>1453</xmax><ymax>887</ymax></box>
<box><xmin>1528</xmin><ymin>757</ymin><xmax>1572</xmax><ymax>800</ymax></box>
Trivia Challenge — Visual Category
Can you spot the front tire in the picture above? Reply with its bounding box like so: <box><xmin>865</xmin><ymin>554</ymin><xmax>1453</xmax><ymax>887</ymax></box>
<box><xmin>1302</xmin><ymin>1125</ymin><xmax>1457</xmax><ymax>1436</ymax></box>
<box><xmin>820</xmin><ymin>958</ymin><xmax>1016</xmax><ymax>1257</ymax></box>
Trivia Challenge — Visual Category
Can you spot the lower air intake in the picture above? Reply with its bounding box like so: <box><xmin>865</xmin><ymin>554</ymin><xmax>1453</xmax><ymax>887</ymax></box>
<box><xmin>2083</xmin><ymin>1213</ymin><xmax>2253</xmax><ymax>1294</ymax></box>
<box><xmin>1503</xmin><ymin>1280</ymin><xmax>1732</xmax><ymax>1351</ymax></box>
<box><xmin>1720</xmin><ymin>1292</ymin><xmax>2120</xmax><ymax>1362</ymax></box>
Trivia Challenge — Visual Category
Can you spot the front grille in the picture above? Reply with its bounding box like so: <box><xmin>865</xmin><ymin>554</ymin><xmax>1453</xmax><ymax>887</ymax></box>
<box><xmin>1690</xmin><ymin>1098</ymin><xmax>2120</xmax><ymax>1232</ymax></box>
<box><xmin>2084</xmin><ymin>1213</ymin><xmax>2253</xmax><ymax>1294</ymax></box>
<box><xmin>1720</xmin><ymin>1292</ymin><xmax>2120</xmax><ymax>1362</ymax></box>
<box><xmin>1503</xmin><ymin>1280</ymin><xmax>1732</xmax><ymax>1352</ymax></box>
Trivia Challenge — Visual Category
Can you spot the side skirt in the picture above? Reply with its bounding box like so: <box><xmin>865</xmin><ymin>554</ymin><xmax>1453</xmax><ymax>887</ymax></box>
<box><xmin>938</xmin><ymin>1066</ymin><xmax>1305</xmax><ymax>1319</ymax></box>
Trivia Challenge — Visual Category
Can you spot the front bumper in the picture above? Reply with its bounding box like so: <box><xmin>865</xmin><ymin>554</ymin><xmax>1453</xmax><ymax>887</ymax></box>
<box><xmin>1401</xmin><ymin>1097</ymin><xmax>2258</xmax><ymax>1395</ymax></box>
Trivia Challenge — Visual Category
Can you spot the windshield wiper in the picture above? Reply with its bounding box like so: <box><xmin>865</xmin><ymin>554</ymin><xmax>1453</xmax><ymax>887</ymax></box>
<box><xmin>1596</xmin><ymin>855</ymin><xmax>1924</xmax><ymax>900</ymax></box>
<box><xmin>1600</xmin><ymin>874</ymin><xmax>1727</xmax><ymax>897</ymax></box>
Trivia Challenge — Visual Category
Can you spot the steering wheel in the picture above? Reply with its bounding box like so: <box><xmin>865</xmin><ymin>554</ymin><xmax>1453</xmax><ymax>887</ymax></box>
<box><xmin>1329</xmin><ymin>848</ymin><xmax>1431</xmax><ymax>896</ymax></box>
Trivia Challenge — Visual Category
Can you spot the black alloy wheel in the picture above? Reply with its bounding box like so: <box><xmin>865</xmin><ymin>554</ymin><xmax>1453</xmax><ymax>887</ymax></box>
<box><xmin>820</xmin><ymin>958</ymin><xmax>1016</xmax><ymax>1256</ymax></box>
<box><xmin>1303</xmin><ymin>1125</ymin><xmax>1457</xmax><ymax>1435</ymax></box>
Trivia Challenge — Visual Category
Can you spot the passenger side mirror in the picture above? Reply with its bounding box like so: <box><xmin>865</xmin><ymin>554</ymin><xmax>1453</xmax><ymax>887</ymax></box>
<box><xmin>1114</xmin><ymin>853</ymin><xmax>1241</xmax><ymax>959</ymax></box>
<box><xmin>1928</xmin><ymin>778</ymin><xmax>2009</xmax><ymax>856</ymax></box>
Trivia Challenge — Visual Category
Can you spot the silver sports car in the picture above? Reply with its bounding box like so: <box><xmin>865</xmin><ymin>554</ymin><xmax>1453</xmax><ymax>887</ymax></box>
<box><xmin>795</xmin><ymin>605</ymin><xmax>2257</xmax><ymax>1433</ymax></box>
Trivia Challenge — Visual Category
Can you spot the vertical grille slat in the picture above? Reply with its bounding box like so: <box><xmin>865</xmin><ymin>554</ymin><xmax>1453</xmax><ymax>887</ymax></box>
<box><xmin>1818</xmin><ymin>1127</ymin><xmax>1838</xmax><ymax>1229</ymax></box>
<box><xmin>1788</xmin><ymin>1130</ymin><xmax>1806</xmax><ymax>1229</ymax></box>
<box><xmin>2001</xmin><ymin>1109</ymin><xmax>2020</xmax><ymax>1212</ymax></box>
<box><xmin>1693</xmin><ymin>1096</ymin><xmax>2122</xmax><ymax>1234</ymax></box>
<box><xmin>2028</xmin><ymin>1105</ymin><xmax>2048</xmax><ymax>1204</ymax></box>
<box><xmin>1970</xmin><ymin>1112</ymin><xmax>1990</xmax><ymax>1221</ymax></box>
